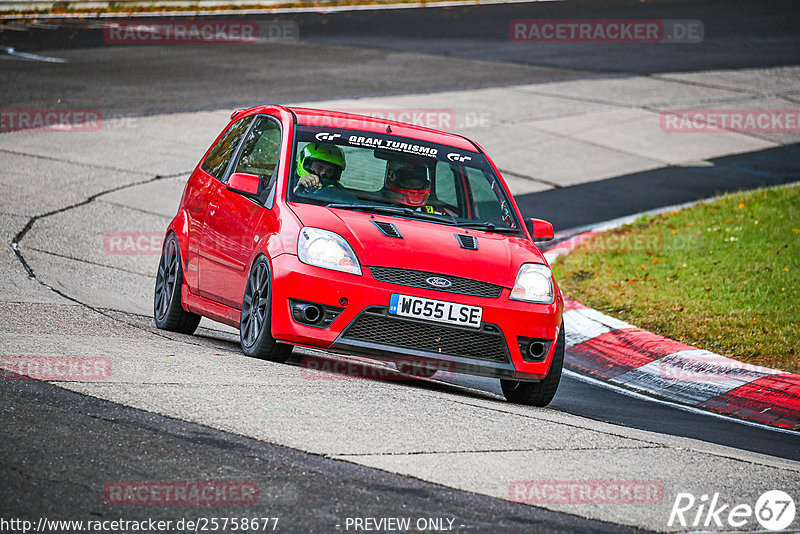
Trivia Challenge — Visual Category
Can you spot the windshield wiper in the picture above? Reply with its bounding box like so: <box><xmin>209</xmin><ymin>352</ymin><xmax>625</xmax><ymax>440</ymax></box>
<box><xmin>326</xmin><ymin>203</ymin><xmax>457</xmax><ymax>224</ymax></box>
<box><xmin>456</xmin><ymin>221</ymin><xmax>521</xmax><ymax>234</ymax></box>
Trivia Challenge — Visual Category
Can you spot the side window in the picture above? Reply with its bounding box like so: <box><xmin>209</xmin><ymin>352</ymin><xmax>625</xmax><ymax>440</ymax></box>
<box><xmin>434</xmin><ymin>161</ymin><xmax>459</xmax><ymax>206</ymax></box>
<box><xmin>234</xmin><ymin>116</ymin><xmax>282</xmax><ymax>184</ymax></box>
<box><xmin>465</xmin><ymin>167</ymin><xmax>515</xmax><ymax>226</ymax></box>
<box><xmin>201</xmin><ymin>116</ymin><xmax>254</xmax><ymax>181</ymax></box>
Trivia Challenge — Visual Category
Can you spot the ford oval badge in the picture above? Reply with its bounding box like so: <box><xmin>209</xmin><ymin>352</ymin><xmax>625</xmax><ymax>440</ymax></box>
<box><xmin>426</xmin><ymin>277</ymin><xmax>452</xmax><ymax>288</ymax></box>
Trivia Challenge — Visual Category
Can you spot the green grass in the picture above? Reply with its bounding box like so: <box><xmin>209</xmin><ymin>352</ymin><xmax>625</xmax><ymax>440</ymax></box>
<box><xmin>552</xmin><ymin>183</ymin><xmax>800</xmax><ymax>372</ymax></box>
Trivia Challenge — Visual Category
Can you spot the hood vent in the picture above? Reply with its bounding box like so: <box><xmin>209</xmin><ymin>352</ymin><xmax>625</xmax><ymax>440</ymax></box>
<box><xmin>456</xmin><ymin>234</ymin><xmax>478</xmax><ymax>250</ymax></box>
<box><xmin>372</xmin><ymin>220</ymin><xmax>403</xmax><ymax>239</ymax></box>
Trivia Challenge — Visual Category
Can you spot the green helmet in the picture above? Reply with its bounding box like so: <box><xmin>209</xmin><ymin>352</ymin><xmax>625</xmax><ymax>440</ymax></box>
<box><xmin>297</xmin><ymin>143</ymin><xmax>346</xmax><ymax>181</ymax></box>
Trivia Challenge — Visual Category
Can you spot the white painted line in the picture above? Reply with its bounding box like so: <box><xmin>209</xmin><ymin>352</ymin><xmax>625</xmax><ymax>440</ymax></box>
<box><xmin>563</xmin><ymin>307</ymin><xmax>635</xmax><ymax>348</ymax></box>
<box><xmin>614</xmin><ymin>349</ymin><xmax>784</xmax><ymax>404</ymax></box>
<box><xmin>0</xmin><ymin>45</ymin><xmax>67</xmax><ymax>63</ymax></box>
<box><xmin>563</xmin><ymin>369</ymin><xmax>799</xmax><ymax>436</ymax></box>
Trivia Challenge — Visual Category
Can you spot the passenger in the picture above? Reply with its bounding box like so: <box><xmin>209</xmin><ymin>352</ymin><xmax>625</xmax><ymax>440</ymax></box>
<box><xmin>383</xmin><ymin>163</ymin><xmax>432</xmax><ymax>209</ymax></box>
<box><xmin>383</xmin><ymin>162</ymin><xmax>453</xmax><ymax>216</ymax></box>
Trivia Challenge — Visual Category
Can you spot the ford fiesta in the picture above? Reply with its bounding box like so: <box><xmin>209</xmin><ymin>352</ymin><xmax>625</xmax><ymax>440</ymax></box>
<box><xmin>154</xmin><ymin>106</ymin><xmax>565</xmax><ymax>406</ymax></box>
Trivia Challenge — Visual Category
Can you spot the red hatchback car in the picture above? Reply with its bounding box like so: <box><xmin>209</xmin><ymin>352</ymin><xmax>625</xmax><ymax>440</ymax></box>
<box><xmin>154</xmin><ymin>106</ymin><xmax>565</xmax><ymax>406</ymax></box>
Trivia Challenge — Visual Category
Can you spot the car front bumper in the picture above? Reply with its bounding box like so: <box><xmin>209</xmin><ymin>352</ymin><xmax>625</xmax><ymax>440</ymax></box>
<box><xmin>270</xmin><ymin>254</ymin><xmax>563</xmax><ymax>381</ymax></box>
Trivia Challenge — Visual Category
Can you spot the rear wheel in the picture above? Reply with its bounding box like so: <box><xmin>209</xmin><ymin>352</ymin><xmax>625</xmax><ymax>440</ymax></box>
<box><xmin>501</xmin><ymin>322</ymin><xmax>565</xmax><ymax>407</ymax></box>
<box><xmin>154</xmin><ymin>234</ymin><xmax>201</xmax><ymax>335</ymax></box>
<box><xmin>240</xmin><ymin>256</ymin><xmax>292</xmax><ymax>363</ymax></box>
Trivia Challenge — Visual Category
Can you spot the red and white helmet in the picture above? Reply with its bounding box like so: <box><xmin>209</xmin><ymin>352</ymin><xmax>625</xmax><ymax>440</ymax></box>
<box><xmin>385</xmin><ymin>164</ymin><xmax>431</xmax><ymax>207</ymax></box>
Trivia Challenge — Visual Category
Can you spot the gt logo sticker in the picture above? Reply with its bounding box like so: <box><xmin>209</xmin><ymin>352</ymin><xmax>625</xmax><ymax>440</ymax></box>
<box><xmin>315</xmin><ymin>132</ymin><xmax>342</xmax><ymax>142</ymax></box>
<box><xmin>447</xmin><ymin>152</ymin><xmax>472</xmax><ymax>163</ymax></box>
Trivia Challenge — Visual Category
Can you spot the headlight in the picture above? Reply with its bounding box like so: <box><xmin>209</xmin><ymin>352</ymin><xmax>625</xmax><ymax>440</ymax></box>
<box><xmin>298</xmin><ymin>227</ymin><xmax>362</xmax><ymax>276</ymax></box>
<box><xmin>510</xmin><ymin>263</ymin><xmax>554</xmax><ymax>304</ymax></box>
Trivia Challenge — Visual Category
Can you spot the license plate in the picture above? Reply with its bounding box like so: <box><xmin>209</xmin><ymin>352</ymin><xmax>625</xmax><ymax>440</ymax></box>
<box><xmin>388</xmin><ymin>293</ymin><xmax>483</xmax><ymax>329</ymax></box>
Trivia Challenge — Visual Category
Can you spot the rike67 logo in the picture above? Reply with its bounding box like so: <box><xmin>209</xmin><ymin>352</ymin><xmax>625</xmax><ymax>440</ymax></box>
<box><xmin>669</xmin><ymin>490</ymin><xmax>795</xmax><ymax>531</ymax></box>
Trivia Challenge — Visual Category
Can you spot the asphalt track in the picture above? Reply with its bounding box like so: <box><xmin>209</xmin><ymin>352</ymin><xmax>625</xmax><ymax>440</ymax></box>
<box><xmin>1</xmin><ymin>0</ymin><xmax>800</xmax><ymax>531</ymax></box>
<box><xmin>1</xmin><ymin>372</ymin><xmax>642</xmax><ymax>534</ymax></box>
<box><xmin>516</xmin><ymin>143</ymin><xmax>800</xmax><ymax>230</ymax></box>
<box><xmin>3</xmin><ymin>0</ymin><xmax>799</xmax><ymax>117</ymax></box>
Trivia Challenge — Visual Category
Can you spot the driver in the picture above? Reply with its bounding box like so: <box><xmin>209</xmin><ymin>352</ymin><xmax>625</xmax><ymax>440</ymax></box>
<box><xmin>383</xmin><ymin>162</ymin><xmax>454</xmax><ymax>215</ymax></box>
<box><xmin>384</xmin><ymin>163</ymin><xmax>431</xmax><ymax>208</ymax></box>
<box><xmin>295</xmin><ymin>143</ymin><xmax>346</xmax><ymax>190</ymax></box>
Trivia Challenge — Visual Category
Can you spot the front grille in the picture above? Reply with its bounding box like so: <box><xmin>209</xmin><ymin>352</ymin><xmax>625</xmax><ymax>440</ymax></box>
<box><xmin>341</xmin><ymin>307</ymin><xmax>509</xmax><ymax>363</ymax></box>
<box><xmin>369</xmin><ymin>266</ymin><xmax>503</xmax><ymax>298</ymax></box>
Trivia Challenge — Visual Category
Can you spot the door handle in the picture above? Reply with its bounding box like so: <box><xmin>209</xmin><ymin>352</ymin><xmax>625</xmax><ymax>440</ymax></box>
<box><xmin>209</xmin><ymin>202</ymin><xmax>219</xmax><ymax>215</ymax></box>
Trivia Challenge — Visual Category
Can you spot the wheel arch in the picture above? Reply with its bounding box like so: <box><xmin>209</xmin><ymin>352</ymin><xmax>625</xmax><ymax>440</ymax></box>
<box><xmin>165</xmin><ymin>209</ymin><xmax>190</xmax><ymax>267</ymax></box>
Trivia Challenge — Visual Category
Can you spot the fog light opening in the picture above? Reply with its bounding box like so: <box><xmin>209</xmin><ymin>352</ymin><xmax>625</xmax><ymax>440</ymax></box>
<box><xmin>289</xmin><ymin>299</ymin><xmax>344</xmax><ymax>328</ymax></box>
<box><xmin>302</xmin><ymin>304</ymin><xmax>322</xmax><ymax>324</ymax></box>
<box><xmin>528</xmin><ymin>341</ymin><xmax>546</xmax><ymax>359</ymax></box>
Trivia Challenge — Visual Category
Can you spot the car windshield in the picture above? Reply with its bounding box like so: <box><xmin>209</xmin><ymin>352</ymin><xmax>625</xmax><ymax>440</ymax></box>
<box><xmin>288</xmin><ymin>125</ymin><xmax>522</xmax><ymax>233</ymax></box>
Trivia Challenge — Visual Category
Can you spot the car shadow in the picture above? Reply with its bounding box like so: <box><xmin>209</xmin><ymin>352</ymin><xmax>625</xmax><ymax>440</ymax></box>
<box><xmin>184</xmin><ymin>322</ymin><xmax>506</xmax><ymax>404</ymax></box>
<box><xmin>284</xmin><ymin>349</ymin><xmax>505</xmax><ymax>403</ymax></box>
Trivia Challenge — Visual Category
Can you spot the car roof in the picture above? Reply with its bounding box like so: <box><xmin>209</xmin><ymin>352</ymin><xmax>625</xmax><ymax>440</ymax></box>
<box><xmin>238</xmin><ymin>105</ymin><xmax>480</xmax><ymax>153</ymax></box>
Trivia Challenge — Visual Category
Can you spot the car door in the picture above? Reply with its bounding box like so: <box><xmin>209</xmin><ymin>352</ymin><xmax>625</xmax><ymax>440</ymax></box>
<box><xmin>198</xmin><ymin>115</ymin><xmax>283</xmax><ymax>308</ymax></box>
<box><xmin>187</xmin><ymin>116</ymin><xmax>254</xmax><ymax>291</ymax></box>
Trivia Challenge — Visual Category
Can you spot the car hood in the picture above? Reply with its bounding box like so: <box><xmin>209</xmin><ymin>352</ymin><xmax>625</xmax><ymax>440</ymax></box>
<box><xmin>288</xmin><ymin>203</ymin><xmax>548</xmax><ymax>288</ymax></box>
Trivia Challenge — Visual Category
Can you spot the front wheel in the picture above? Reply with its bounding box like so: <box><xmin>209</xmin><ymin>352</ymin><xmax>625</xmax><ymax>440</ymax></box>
<box><xmin>501</xmin><ymin>322</ymin><xmax>565</xmax><ymax>407</ymax></box>
<box><xmin>240</xmin><ymin>256</ymin><xmax>292</xmax><ymax>363</ymax></box>
<box><xmin>154</xmin><ymin>234</ymin><xmax>201</xmax><ymax>335</ymax></box>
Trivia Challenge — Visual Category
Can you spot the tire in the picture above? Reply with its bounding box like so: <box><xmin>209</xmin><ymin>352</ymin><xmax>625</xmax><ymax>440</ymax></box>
<box><xmin>501</xmin><ymin>322</ymin><xmax>565</xmax><ymax>407</ymax></box>
<box><xmin>240</xmin><ymin>256</ymin><xmax>292</xmax><ymax>363</ymax></box>
<box><xmin>154</xmin><ymin>234</ymin><xmax>201</xmax><ymax>335</ymax></box>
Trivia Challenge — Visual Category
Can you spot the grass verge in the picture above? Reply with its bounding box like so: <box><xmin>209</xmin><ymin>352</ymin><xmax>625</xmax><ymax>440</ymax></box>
<box><xmin>552</xmin><ymin>183</ymin><xmax>800</xmax><ymax>372</ymax></box>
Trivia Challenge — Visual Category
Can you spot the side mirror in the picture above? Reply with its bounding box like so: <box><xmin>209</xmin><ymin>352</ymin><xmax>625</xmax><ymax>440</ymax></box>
<box><xmin>227</xmin><ymin>172</ymin><xmax>260</xmax><ymax>196</ymax></box>
<box><xmin>527</xmin><ymin>218</ymin><xmax>554</xmax><ymax>242</ymax></box>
